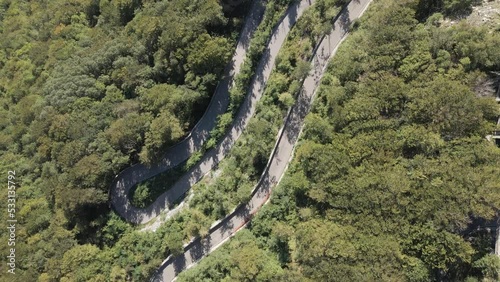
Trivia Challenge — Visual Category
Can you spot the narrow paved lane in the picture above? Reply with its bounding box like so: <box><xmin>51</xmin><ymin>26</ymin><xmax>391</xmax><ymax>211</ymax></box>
<box><xmin>152</xmin><ymin>0</ymin><xmax>373</xmax><ymax>281</ymax></box>
<box><xmin>111</xmin><ymin>0</ymin><xmax>316</xmax><ymax>226</ymax></box>
<box><xmin>109</xmin><ymin>1</ymin><xmax>266</xmax><ymax>224</ymax></box>
<box><xmin>140</xmin><ymin>0</ymin><xmax>316</xmax><ymax>231</ymax></box>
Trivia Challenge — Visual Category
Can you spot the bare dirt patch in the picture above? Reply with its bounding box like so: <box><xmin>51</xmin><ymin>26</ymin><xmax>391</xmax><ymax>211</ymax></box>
<box><xmin>467</xmin><ymin>0</ymin><xmax>500</xmax><ymax>29</ymax></box>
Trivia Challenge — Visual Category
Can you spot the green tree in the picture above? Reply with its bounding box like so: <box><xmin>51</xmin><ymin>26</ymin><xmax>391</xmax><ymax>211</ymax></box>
<box><xmin>140</xmin><ymin>110</ymin><xmax>184</xmax><ymax>164</ymax></box>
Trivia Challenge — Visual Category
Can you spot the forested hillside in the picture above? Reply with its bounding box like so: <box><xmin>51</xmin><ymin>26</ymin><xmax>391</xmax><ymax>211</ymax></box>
<box><xmin>0</xmin><ymin>0</ymin><xmax>499</xmax><ymax>281</ymax></box>
<box><xmin>0</xmin><ymin>0</ymin><xmax>261</xmax><ymax>280</ymax></box>
<box><xmin>179</xmin><ymin>0</ymin><xmax>500</xmax><ymax>281</ymax></box>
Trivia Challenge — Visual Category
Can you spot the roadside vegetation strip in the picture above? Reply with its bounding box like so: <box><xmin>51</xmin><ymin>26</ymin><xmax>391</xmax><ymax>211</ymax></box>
<box><xmin>129</xmin><ymin>0</ymin><xmax>298</xmax><ymax>209</ymax></box>
<box><xmin>130</xmin><ymin>161</ymin><xmax>187</xmax><ymax>208</ymax></box>
<box><xmin>152</xmin><ymin>0</ymin><xmax>374</xmax><ymax>281</ymax></box>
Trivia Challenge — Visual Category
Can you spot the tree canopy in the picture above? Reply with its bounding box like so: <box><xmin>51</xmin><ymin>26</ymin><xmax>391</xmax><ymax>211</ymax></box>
<box><xmin>0</xmin><ymin>0</ymin><xmax>257</xmax><ymax>280</ymax></box>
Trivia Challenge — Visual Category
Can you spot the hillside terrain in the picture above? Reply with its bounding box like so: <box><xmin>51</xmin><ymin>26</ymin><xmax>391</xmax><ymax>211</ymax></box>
<box><xmin>0</xmin><ymin>0</ymin><xmax>265</xmax><ymax>280</ymax></box>
<box><xmin>0</xmin><ymin>0</ymin><xmax>499</xmax><ymax>281</ymax></box>
<box><xmin>179</xmin><ymin>0</ymin><xmax>500</xmax><ymax>281</ymax></box>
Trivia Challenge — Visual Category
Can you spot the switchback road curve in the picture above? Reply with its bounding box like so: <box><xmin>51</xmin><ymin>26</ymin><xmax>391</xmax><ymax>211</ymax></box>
<box><xmin>110</xmin><ymin>0</ymin><xmax>317</xmax><ymax>226</ymax></box>
<box><xmin>151</xmin><ymin>0</ymin><xmax>373</xmax><ymax>280</ymax></box>
<box><xmin>110</xmin><ymin>0</ymin><xmax>265</xmax><ymax>225</ymax></box>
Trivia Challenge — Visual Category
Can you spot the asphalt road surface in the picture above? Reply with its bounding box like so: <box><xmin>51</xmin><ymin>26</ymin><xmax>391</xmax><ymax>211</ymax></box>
<box><xmin>109</xmin><ymin>0</ymin><xmax>267</xmax><ymax>224</ymax></box>
<box><xmin>151</xmin><ymin>0</ymin><xmax>373</xmax><ymax>281</ymax></box>
<box><xmin>110</xmin><ymin>0</ymin><xmax>316</xmax><ymax>227</ymax></box>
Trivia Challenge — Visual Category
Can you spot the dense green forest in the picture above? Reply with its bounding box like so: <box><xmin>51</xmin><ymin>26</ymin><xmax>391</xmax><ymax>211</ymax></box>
<box><xmin>0</xmin><ymin>0</ymin><xmax>278</xmax><ymax>280</ymax></box>
<box><xmin>0</xmin><ymin>0</ymin><xmax>499</xmax><ymax>281</ymax></box>
<box><xmin>179</xmin><ymin>0</ymin><xmax>500</xmax><ymax>281</ymax></box>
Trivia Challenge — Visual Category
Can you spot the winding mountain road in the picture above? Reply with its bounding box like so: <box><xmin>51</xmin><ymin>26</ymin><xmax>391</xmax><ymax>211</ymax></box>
<box><xmin>150</xmin><ymin>0</ymin><xmax>373</xmax><ymax>281</ymax></box>
<box><xmin>109</xmin><ymin>0</ymin><xmax>373</xmax><ymax>280</ymax></box>
<box><xmin>109</xmin><ymin>0</ymin><xmax>267</xmax><ymax>225</ymax></box>
<box><xmin>110</xmin><ymin>0</ymin><xmax>320</xmax><ymax>227</ymax></box>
